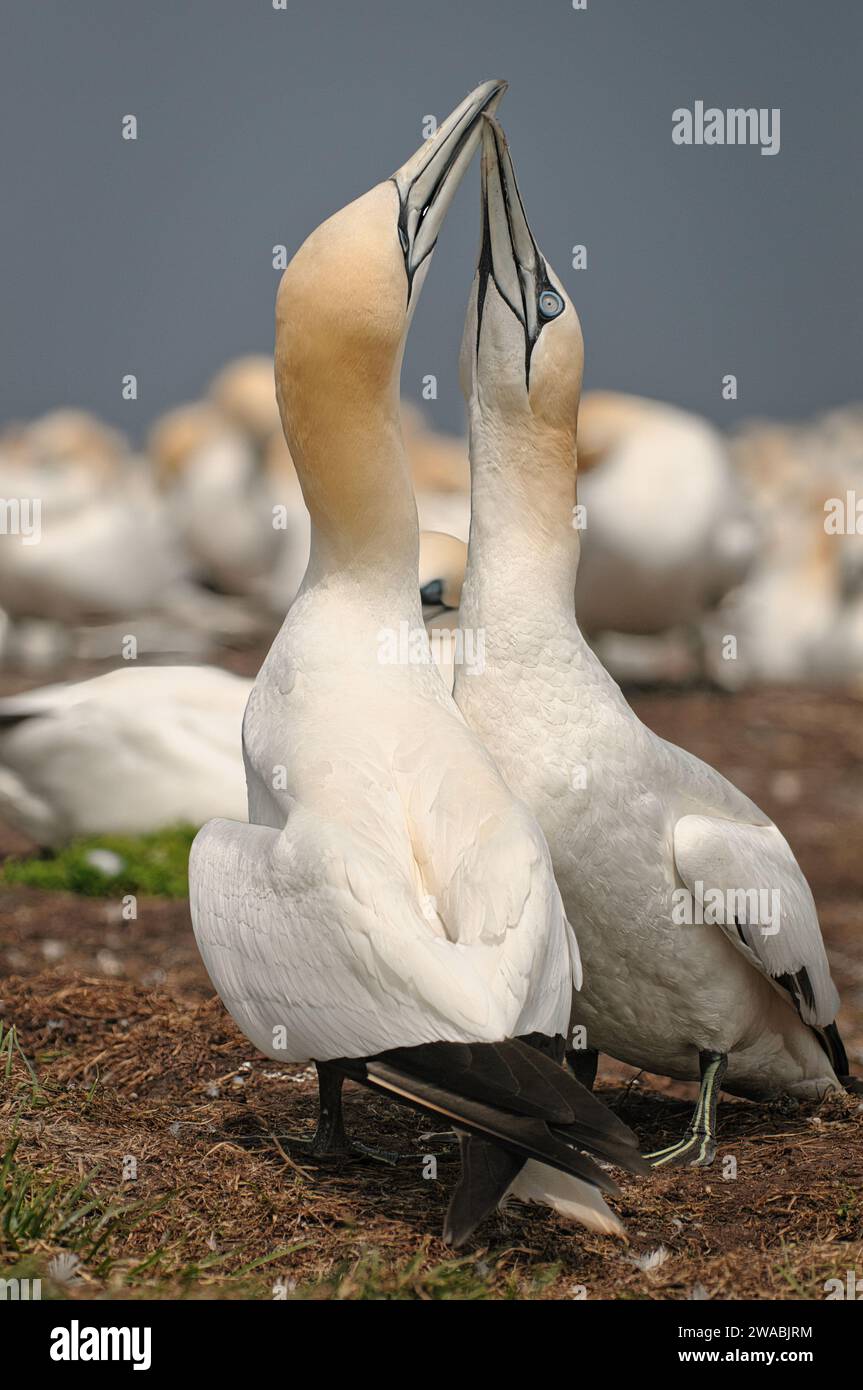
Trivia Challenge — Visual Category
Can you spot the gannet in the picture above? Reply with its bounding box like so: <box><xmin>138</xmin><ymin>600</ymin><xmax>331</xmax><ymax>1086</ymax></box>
<box><xmin>0</xmin><ymin>440</ymin><xmax>189</xmax><ymax>625</ymax></box>
<box><xmin>0</xmin><ymin>408</ymin><xmax>212</xmax><ymax>633</ymax></box>
<box><xmin>149</xmin><ymin>374</ymin><xmax>287</xmax><ymax>599</ymax></box>
<box><xmin>0</xmin><ymin>666</ymin><xmax>250</xmax><ymax>845</ymax></box>
<box><xmin>264</xmin><ymin>413</ymin><xmax>472</xmax><ymax>615</ymax></box>
<box><xmin>706</xmin><ymin>418</ymin><xmax>863</xmax><ymax>688</ymax></box>
<box><xmin>419</xmin><ymin>530</ymin><xmax>466</xmax><ymax>623</ymax></box>
<box><xmin>190</xmin><ymin>82</ymin><xmax>645</xmax><ymax>1244</ymax></box>
<box><xmin>575</xmin><ymin>392</ymin><xmax>757</xmax><ymax>656</ymax></box>
<box><xmin>209</xmin><ymin>355</ymin><xmax>283</xmax><ymax>447</ymax></box>
<box><xmin>452</xmin><ymin>116</ymin><xmax>853</xmax><ymax>1167</ymax></box>
<box><xmin>419</xmin><ymin>530</ymin><xmax>467</xmax><ymax>693</ymax></box>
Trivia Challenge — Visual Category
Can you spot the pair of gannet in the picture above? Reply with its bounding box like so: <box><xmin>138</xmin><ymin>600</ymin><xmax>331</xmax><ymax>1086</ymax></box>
<box><xmin>0</xmin><ymin>666</ymin><xmax>250</xmax><ymax>845</ymax></box>
<box><xmin>191</xmin><ymin>82</ymin><xmax>646</xmax><ymax>1246</ymax></box>
<box><xmin>447</xmin><ymin>117</ymin><xmax>852</xmax><ymax>1161</ymax></box>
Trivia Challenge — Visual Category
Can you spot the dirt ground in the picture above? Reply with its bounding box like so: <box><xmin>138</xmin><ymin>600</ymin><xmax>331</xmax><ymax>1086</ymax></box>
<box><xmin>1</xmin><ymin>682</ymin><xmax>862</xmax><ymax>1300</ymax></box>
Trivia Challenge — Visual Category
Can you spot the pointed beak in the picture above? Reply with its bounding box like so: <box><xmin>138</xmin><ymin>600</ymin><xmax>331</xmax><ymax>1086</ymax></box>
<box><xmin>479</xmin><ymin>114</ymin><xmax>541</xmax><ymax>340</ymax></box>
<box><xmin>477</xmin><ymin>114</ymin><xmax>557</xmax><ymax>385</ymax></box>
<box><xmin>392</xmin><ymin>79</ymin><xmax>507</xmax><ymax>297</ymax></box>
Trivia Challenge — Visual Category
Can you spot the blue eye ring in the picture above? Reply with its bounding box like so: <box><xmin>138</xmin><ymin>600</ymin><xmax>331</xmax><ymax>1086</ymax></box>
<box><xmin>538</xmin><ymin>288</ymin><xmax>565</xmax><ymax>320</ymax></box>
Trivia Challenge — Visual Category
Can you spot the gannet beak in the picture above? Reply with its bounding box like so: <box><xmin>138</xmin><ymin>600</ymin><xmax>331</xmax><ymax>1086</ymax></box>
<box><xmin>478</xmin><ymin>113</ymin><xmax>558</xmax><ymax>384</ymax></box>
<box><xmin>392</xmin><ymin>79</ymin><xmax>507</xmax><ymax>299</ymax></box>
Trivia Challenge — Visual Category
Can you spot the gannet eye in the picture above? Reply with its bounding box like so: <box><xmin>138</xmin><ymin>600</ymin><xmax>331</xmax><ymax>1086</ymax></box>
<box><xmin>538</xmin><ymin>289</ymin><xmax>564</xmax><ymax>320</ymax></box>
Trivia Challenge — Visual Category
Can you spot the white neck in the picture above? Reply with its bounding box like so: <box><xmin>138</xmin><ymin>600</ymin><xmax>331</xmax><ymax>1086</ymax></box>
<box><xmin>459</xmin><ymin>406</ymin><xmax>582</xmax><ymax>635</ymax></box>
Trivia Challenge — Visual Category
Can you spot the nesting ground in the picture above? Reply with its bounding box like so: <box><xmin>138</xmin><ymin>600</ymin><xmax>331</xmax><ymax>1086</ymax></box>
<box><xmin>1</xmin><ymin>683</ymin><xmax>862</xmax><ymax>1300</ymax></box>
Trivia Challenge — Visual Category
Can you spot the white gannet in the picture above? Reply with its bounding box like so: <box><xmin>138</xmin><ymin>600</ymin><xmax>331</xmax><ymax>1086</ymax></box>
<box><xmin>258</xmin><ymin>430</ymin><xmax>313</xmax><ymax>615</ymax></box>
<box><xmin>705</xmin><ymin>418</ymin><xmax>863</xmax><ymax>688</ymax></box>
<box><xmin>189</xmin><ymin>82</ymin><xmax>645</xmax><ymax>1244</ymax></box>
<box><xmin>0</xmin><ymin>666</ymin><xmax>250</xmax><ymax>845</ymax></box>
<box><xmin>151</xmin><ymin>401</ymin><xmax>280</xmax><ymax>598</ymax></box>
<box><xmin>452</xmin><ymin>116</ymin><xmax>852</xmax><ymax>1167</ymax></box>
<box><xmin>209</xmin><ymin>355</ymin><xmax>284</xmax><ymax>447</ymax></box>
<box><xmin>0</xmin><ymin>416</ymin><xmax>191</xmax><ymax>625</ymax></box>
<box><xmin>574</xmin><ymin>393</ymin><xmax>758</xmax><ymax>648</ymax></box>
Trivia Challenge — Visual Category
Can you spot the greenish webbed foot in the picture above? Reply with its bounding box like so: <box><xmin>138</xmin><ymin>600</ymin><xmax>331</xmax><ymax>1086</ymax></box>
<box><xmin>645</xmin><ymin>1129</ymin><xmax>717</xmax><ymax>1168</ymax></box>
<box><xmin>644</xmin><ymin>1049</ymin><xmax>727</xmax><ymax>1171</ymax></box>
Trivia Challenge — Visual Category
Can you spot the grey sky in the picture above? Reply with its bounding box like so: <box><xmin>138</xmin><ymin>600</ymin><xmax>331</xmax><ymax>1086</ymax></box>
<box><xmin>2</xmin><ymin>0</ymin><xmax>861</xmax><ymax>442</ymax></box>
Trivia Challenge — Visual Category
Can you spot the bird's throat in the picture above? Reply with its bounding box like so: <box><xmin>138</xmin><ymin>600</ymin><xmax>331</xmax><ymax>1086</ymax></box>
<box><xmin>461</xmin><ymin>421</ymin><xmax>581</xmax><ymax>627</ymax></box>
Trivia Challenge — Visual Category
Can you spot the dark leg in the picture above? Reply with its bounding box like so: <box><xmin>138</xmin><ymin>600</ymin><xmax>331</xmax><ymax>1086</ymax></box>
<box><xmin>282</xmin><ymin>1062</ymin><xmax>401</xmax><ymax>1165</ymax></box>
<box><xmin>566</xmin><ymin>1046</ymin><xmax>599</xmax><ymax>1091</ymax></box>
<box><xmin>645</xmin><ymin>1050</ymin><xmax>728</xmax><ymax>1169</ymax></box>
<box><xmin>308</xmin><ymin>1062</ymin><xmax>350</xmax><ymax>1154</ymax></box>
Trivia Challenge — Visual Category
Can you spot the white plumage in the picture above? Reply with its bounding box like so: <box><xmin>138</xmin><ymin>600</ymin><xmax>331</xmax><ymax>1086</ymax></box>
<box><xmin>0</xmin><ymin>666</ymin><xmax>250</xmax><ymax>844</ymax></box>
<box><xmin>189</xmin><ymin>85</ymin><xmax>643</xmax><ymax>1243</ymax></box>
<box><xmin>453</xmin><ymin>117</ymin><xmax>846</xmax><ymax>1167</ymax></box>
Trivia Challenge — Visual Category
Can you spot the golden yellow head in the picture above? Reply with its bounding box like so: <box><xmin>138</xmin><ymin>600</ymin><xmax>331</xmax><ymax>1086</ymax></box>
<box><xmin>274</xmin><ymin>81</ymin><xmax>507</xmax><ymax>472</ymax></box>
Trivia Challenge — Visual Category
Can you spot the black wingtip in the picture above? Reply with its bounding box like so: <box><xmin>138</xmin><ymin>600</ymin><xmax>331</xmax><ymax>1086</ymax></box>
<box><xmin>442</xmin><ymin>1136</ymin><xmax>524</xmax><ymax>1248</ymax></box>
<box><xmin>335</xmin><ymin>1036</ymin><xmax>646</xmax><ymax>1244</ymax></box>
<box><xmin>821</xmin><ymin>1021</ymin><xmax>850</xmax><ymax>1078</ymax></box>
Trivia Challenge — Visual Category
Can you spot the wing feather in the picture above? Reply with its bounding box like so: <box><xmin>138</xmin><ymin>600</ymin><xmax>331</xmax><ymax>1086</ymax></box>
<box><xmin>674</xmin><ymin>815</ymin><xmax>839</xmax><ymax>1026</ymax></box>
<box><xmin>190</xmin><ymin>813</ymin><xmax>566</xmax><ymax>1062</ymax></box>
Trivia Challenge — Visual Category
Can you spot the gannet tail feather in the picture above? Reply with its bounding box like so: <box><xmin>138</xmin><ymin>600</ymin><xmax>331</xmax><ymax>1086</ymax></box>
<box><xmin>443</xmin><ymin>1136</ymin><xmax>524</xmax><ymax>1247</ymax></box>
<box><xmin>508</xmin><ymin>1159</ymin><xmax>627</xmax><ymax>1237</ymax></box>
<box><xmin>336</xmin><ymin>1036</ymin><xmax>647</xmax><ymax>1243</ymax></box>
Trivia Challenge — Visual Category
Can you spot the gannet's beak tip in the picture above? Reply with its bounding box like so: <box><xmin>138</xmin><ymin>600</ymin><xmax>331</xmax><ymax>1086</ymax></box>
<box><xmin>480</xmin><ymin>112</ymin><xmax>512</xmax><ymax>175</ymax></box>
<box><xmin>478</xmin><ymin>78</ymin><xmax>508</xmax><ymax>105</ymax></box>
<box><xmin>477</xmin><ymin>82</ymin><xmax>507</xmax><ymax>134</ymax></box>
<box><xmin>391</xmin><ymin>79</ymin><xmax>510</xmax><ymax>296</ymax></box>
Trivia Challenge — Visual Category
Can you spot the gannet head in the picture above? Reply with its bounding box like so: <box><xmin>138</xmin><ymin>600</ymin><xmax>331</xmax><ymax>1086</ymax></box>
<box><xmin>419</xmin><ymin>530</ymin><xmax>467</xmax><ymax>618</ymax></box>
<box><xmin>459</xmin><ymin>116</ymin><xmax>583</xmax><ymax>447</ymax></box>
<box><xmin>275</xmin><ymin>81</ymin><xmax>507</xmax><ymax>460</ymax></box>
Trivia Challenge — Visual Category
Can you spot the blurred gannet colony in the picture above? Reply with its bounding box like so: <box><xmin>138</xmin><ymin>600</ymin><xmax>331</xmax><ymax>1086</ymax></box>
<box><xmin>706</xmin><ymin>409</ymin><xmax>863</xmax><ymax>688</ymax></box>
<box><xmin>0</xmin><ymin>665</ymin><xmax>250</xmax><ymax>844</ymax></box>
<box><xmin>1</xmin><ymin>354</ymin><xmax>862</xmax><ymax>695</ymax></box>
